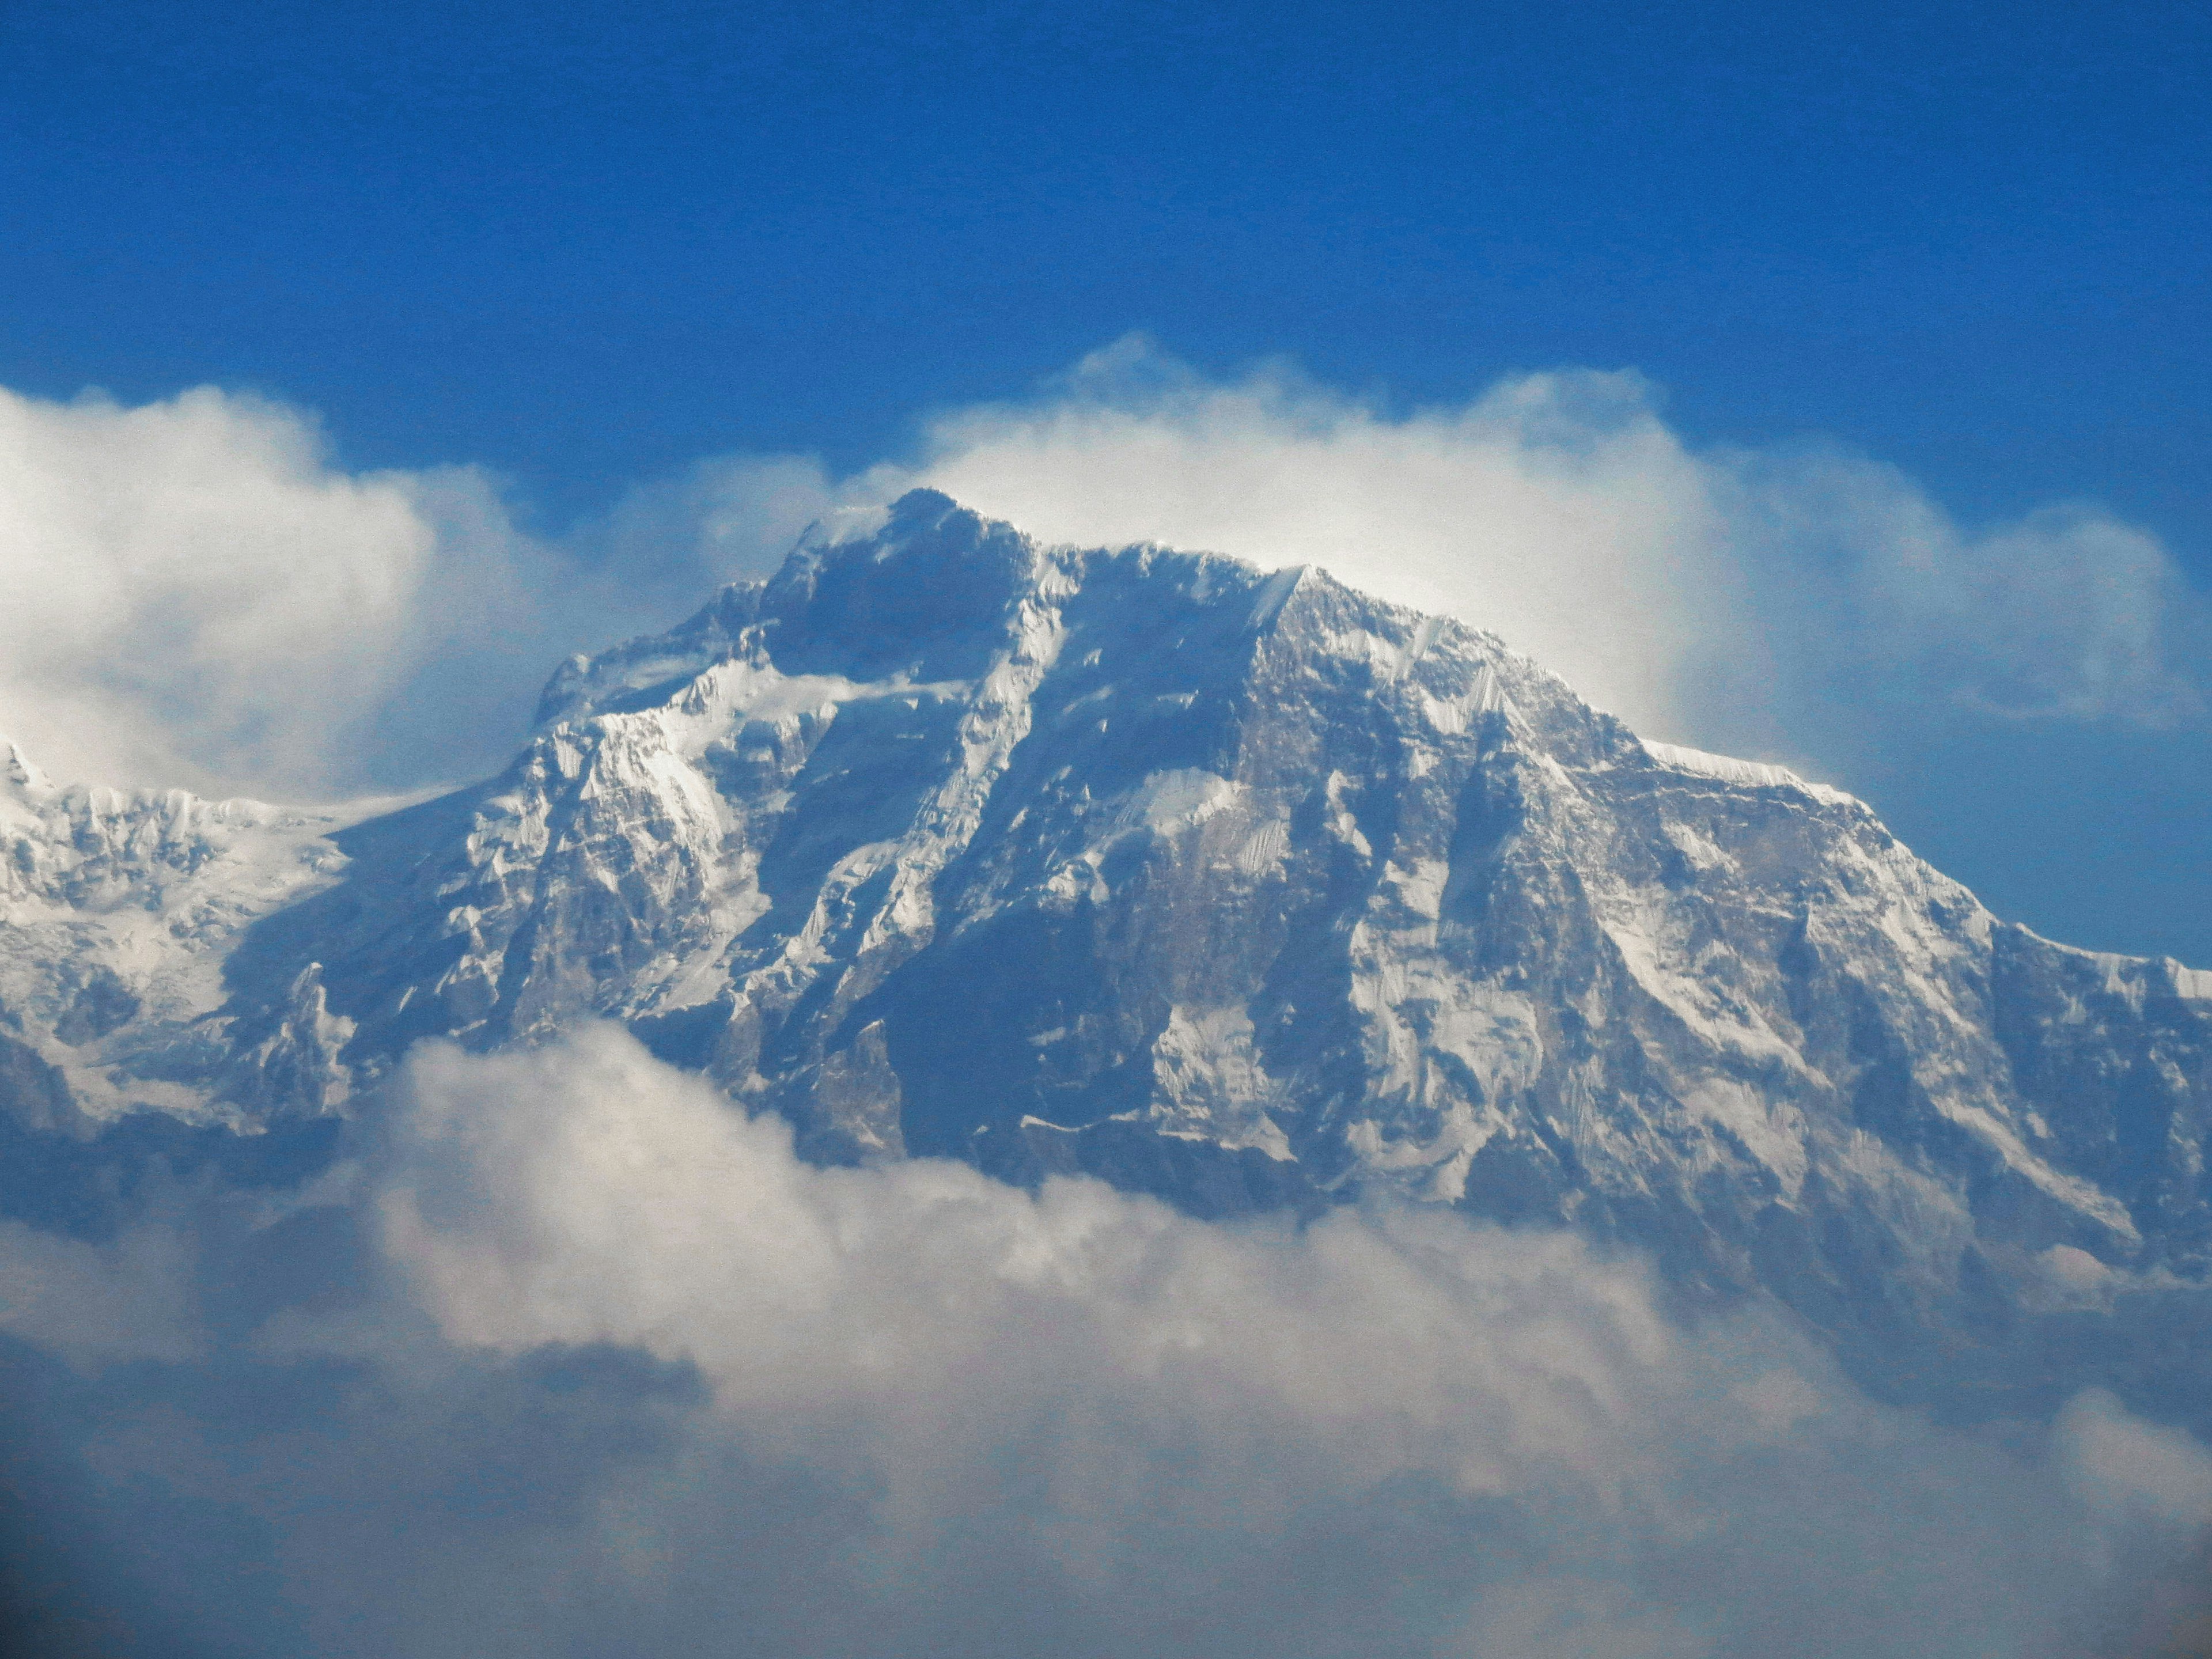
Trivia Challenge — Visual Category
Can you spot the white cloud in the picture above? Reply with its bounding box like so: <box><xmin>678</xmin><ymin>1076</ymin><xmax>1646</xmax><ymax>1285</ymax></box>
<box><xmin>581</xmin><ymin>450</ymin><xmax>839</xmax><ymax>600</ymax></box>
<box><xmin>1719</xmin><ymin>445</ymin><xmax>2209</xmax><ymax>733</ymax></box>
<box><xmin>359</xmin><ymin>1025</ymin><xmax>2212</xmax><ymax>1659</ymax></box>
<box><xmin>837</xmin><ymin>337</ymin><xmax>2208</xmax><ymax>766</ymax></box>
<box><xmin>2059</xmin><ymin>1388</ymin><xmax>2212</xmax><ymax>1535</ymax></box>
<box><xmin>896</xmin><ymin>339</ymin><xmax>1750</xmax><ymax>741</ymax></box>
<box><xmin>0</xmin><ymin>385</ymin><xmax>480</xmax><ymax>794</ymax></box>
<box><xmin>2</xmin><ymin>350</ymin><xmax>2198</xmax><ymax>804</ymax></box>
<box><xmin>0</xmin><ymin>385</ymin><xmax>657</xmax><ymax>800</ymax></box>
<box><xmin>0</xmin><ymin>1214</ymin><xmax>198</xmax><ymax>1368</ymax></box>
<box><xmin>0</xmin><ymin>1025</ymin><xmax>2201</xmax><ymax>1656</ymax></box>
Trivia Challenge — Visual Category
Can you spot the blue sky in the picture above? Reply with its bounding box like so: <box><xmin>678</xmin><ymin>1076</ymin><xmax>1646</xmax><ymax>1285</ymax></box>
<box><xmin>6</xmin><ymin>0</ymin><xmax>2206</xmax><ymax>533</ymax></box>
<box><xmin>3</xmin><ymin>0</ymin><xmax>2210</xmax><ymax>959</ymax></box>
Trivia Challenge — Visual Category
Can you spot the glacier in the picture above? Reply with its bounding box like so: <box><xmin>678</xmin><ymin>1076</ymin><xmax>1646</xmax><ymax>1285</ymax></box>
<box><xmin>4</xmin><ymin>487</ymin><xmax>2208</xmax><ymax>1425</ymax></box>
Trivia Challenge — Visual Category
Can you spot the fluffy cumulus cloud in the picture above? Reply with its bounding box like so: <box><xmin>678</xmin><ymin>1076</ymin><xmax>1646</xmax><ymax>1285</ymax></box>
<box><xmin>0</xmin><ymin>385</ymin><xmax>698</xmax><ymax>799</ymax></box>
<box><xmin>0</xmin><ymin>1027</ymin><xmax>2206</xmax><ymax>1658</ymax></box>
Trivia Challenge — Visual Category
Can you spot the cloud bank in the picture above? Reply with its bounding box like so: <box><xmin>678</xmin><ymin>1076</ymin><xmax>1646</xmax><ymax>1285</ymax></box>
<box><xmin>898</xmin><ymin>340</ymin><xmax>2209</xmax><ymax>755</ymax></box>
<box><xmin>2</xmin><ymin>344</ymin><xmax>2203</xmax><ymax>803</ymax></box>
<box><xmin>1</xmin><ymin>1025</ymin><xmax>2207</xmax><ymax>1658</ymax></box>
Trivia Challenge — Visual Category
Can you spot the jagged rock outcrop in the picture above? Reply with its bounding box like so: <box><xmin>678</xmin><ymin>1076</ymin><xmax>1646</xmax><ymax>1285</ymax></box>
<box><xmin>6</xmin><ymin>490</ymin><xmax>2209</xmax><ymax>1416</ymax></box>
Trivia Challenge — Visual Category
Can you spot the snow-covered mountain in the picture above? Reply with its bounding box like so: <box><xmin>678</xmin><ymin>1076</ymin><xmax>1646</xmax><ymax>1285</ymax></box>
<box><xmin>6</xmin><ymin>490</ymin><xmax>2209</xmax><ymax>1416</ymax></box>
<box><xmin>0</xmin><ymin>739</ymin><xmax>362</xmax><ymax>1134</ymax></box>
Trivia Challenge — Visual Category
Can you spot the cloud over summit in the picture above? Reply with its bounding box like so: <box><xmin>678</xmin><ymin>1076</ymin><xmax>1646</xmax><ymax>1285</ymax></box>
<box><xmin>1</xmin><ymin>343</ymin><xmax>2202</xmax><ymax>805</ymax></box>
<box><xmin>895</xmin><ymin>338</ymin><xmax>2211</xmax><ymax>756</ymax></box>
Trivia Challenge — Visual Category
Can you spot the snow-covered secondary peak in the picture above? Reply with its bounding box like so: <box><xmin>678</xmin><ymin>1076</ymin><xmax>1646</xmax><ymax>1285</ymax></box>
<box><xmin>4</xmin><ymin>736</ymin><xmax>48</xmax><ymax>793</ymax></box>
<box><xmin>5</xmin><ymin>491</ymin><xmax>2210</xmax><ymax>1420</ymax></box>
<box><xmin>0</xmin><ymin>745</ymin><xmax>365</xmax><ymax>1130</ymax></box>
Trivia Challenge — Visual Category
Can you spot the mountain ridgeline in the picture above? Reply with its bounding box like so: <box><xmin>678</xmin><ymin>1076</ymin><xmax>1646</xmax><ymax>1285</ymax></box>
<box><xmin>5</xmin><ymin>490</ymin><xmax>2210</xmax><ymax>1420</ymax></box>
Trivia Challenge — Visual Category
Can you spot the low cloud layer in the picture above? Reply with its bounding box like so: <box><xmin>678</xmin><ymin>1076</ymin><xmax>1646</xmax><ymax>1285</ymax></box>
<box><xmin>0</xmin><ymin>1027</ymin><xmax>2206</xmax><ymax>1658</ymax></box>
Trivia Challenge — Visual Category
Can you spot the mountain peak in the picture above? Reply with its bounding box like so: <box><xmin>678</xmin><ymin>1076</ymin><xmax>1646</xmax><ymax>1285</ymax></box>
<box><xmin>5</xmin><ymin>499</ymin><xmax>2209</xmax><ymax>1429</ymax></box>
<box><xmin>2</xmin><ymin>736</ymin><xmax>46</xmax><ymax>793</ymax></box>
<box><xmin>535</xmin><ymin>493</ymin><xmax>1060</xmax><ymax>731</ymax></box>
<box><xmin>760</xmin><ymin>489</ymin><xmax>1054</xmax><ymax>682</ymax></box>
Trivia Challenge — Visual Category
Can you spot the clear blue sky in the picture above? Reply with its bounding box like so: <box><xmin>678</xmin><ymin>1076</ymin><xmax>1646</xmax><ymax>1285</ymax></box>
<box><xmin>5</xmin><ymin>0</ymin><xmax>2206</xmax><ymax>538</ymax></box>
<box><xmin>3</xmin><ymin>0</ymin><xmax>2210</xmax><ymax>957</ymax></box>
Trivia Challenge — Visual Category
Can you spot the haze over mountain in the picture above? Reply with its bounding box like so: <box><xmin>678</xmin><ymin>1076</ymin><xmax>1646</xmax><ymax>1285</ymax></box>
<box><xmin>2</xmin><ymin>491</ymin><xmax>2210</xmax><ymax>1657</ymax></box>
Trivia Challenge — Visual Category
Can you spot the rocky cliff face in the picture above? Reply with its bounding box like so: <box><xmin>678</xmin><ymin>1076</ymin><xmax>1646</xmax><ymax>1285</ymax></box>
<box><xmin>6</xmin><ymin>490</ymin><xmax>2210</xmax><ymax>1415</ymax></box>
